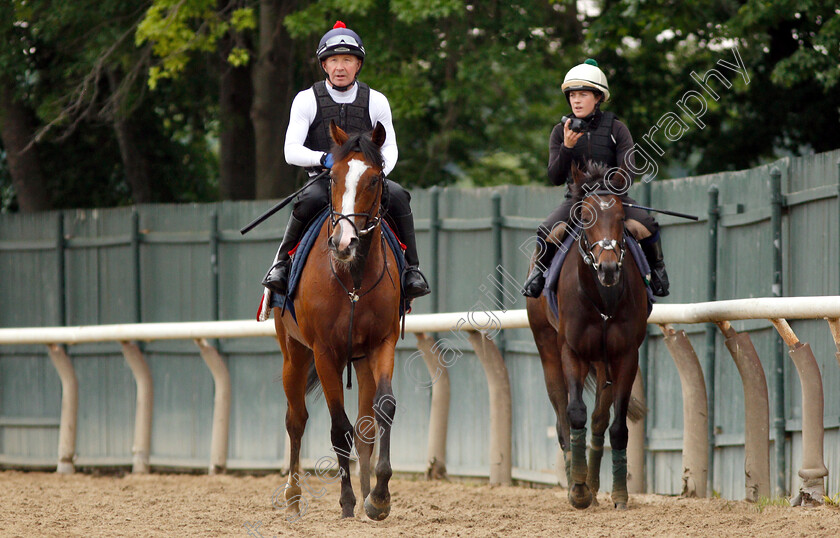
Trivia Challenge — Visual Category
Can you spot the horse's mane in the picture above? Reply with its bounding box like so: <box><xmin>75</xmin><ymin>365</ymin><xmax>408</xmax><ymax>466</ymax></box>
<box><xmin>332</xmin><ymin>131</ymin><xmax>384</xmax><ymax>171</ymax></box>
<box><xmin>569</xmin><ymin>161</ymin><xmax>627</xmax><ymax>201</ymax></box>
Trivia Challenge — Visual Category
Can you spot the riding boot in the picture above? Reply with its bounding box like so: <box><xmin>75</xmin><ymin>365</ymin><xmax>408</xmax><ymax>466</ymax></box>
<box><xmin>522</xmin><ymin>238</ymin><xmax>557</xmax><ymax>298</ymax></box>
<box><xmin>640</xmin><ymin>235</ymin><xmax>670</xmax><ymax>297</ymax></box>
<box><xmin>390</xmin><ymin>211</ymin><xmax>431</xmax><ymax>299</ymax></box>
<box><xmin>262</xmin><ymin>215</ymin><xmax>307</xmax><ymax>295</ymax></box>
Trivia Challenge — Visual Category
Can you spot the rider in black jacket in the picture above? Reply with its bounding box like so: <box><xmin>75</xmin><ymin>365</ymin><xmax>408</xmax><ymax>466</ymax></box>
<box><xmin>522</xmin><ymin>59</ymin><xmax>670</xmax><ymax>298</ymax></box>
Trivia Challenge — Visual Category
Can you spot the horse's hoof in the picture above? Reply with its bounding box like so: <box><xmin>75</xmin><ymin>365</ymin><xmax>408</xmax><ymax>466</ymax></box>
<box><xmin>614</xmin><ymin>502</ymin><xmax>628</xmax><ymax>510</ymax></box>
<box><xmin>590</xmin><ymin>495</ymin><xmax>600</xmax><ymax>506</ymax></box>
<box><xmin>568</xmin><ymin>483</ymin><xmax>593</xmax><ymax>509</ymax></box>
<box><xmin>341</xmin><ymin>506</ymin><xmax>355</xmax><ymax>519</ymax></box>
<box><xmin>364</xmin><ymin>494</ymin><xmax>391</xmax><ymax>521</ymax></box>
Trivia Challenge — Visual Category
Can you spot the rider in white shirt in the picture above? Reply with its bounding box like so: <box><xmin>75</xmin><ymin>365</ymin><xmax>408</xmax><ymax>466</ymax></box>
<box><xmin>262</xmin><ymin>21</ymin><xmax>431</xmax><ymax>300</ymax></box>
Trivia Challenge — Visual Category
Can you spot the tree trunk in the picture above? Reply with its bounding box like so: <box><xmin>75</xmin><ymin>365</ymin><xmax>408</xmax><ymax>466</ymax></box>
<box><xmin>252</xmin><ymin>0</ymin><xmax>299</xmax><ymax>200</ymax></box>
<box><xmin>112</xmin><ymin>117</ymin><xmax>153</xmax><ymax>203</ymax></box>
<box><xmin>0</xmin><ymin>85</ymin><xmax>51</xmax><ymax>212</ymax></box>
<box><xmin>107</xmin><ymin>70</ymin><xmax>153</xmax><ymax>204</ymax></box>
<box><xmin>218</xmin><ymin>0</ymin><xmax>256</xmax><ymax>200</ymax></box>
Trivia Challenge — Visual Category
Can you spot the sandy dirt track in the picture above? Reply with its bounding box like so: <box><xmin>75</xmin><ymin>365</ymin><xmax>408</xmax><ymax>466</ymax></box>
<box><xmin>2</xmin><ymin>470</ymin><xmax>839</xmax><ymax>537</ymax></box>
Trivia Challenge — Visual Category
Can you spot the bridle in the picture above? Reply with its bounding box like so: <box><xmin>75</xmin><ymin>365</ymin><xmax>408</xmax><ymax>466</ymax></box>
<box><xmin>326</xmin><ymin>161</ymin><xmax>395</xmax><ymax>390</ymax></box>
<box><xmin>328</xmin><ymin>168</ymin><xmax>387</xmax><ymax>239</ymax></box>
<box><xmin>576</xmin><ymin>190</ymin><xmax>626</xmax><ymax>273</ymax></box>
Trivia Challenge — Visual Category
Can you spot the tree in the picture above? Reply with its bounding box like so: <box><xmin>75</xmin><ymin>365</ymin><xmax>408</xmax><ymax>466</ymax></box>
<box><xmin>0</xmin><ymin>2</ymin><xmax>50</xmax><ymax>211</ymax></box>
<box><xmin>585</xmin><ymin>0</ymin><xmax>840</xmax><ymax>176</ymax></box>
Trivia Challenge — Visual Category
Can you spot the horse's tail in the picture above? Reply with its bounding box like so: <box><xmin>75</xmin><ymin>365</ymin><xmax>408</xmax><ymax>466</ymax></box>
<box><xmin>585</xmin><ymin>370</ymin><xmax>648</xmax><ymax>423</ymax></box>
<box><xmin>305</xmin><ymin>360</ymin><xmax>322</xmax><ymax>398</ymax></box>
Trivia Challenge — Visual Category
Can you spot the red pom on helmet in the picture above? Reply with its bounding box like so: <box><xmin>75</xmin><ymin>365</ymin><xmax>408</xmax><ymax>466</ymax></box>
<box><xmin>333</xmin><ymin>21</ymin><xmax>346</xmax><ymax>29</ymax></box>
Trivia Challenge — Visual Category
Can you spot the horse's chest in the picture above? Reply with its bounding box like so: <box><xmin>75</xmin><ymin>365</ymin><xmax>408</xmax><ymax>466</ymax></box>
<box><xmin>566</xmin><ymin>323</ymin><xmax>627</xmax><ymax>359</ymax></box>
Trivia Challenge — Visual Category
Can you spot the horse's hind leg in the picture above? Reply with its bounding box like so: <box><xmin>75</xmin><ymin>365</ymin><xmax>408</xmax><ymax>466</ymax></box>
<box><xmin>277</xmin><ymin>335</ymin><xmax>311</xmax><ymax>519</ymax></box>
<box><xmin>586</xmin><ymin>363</ymin><xmax>613</xmax><ymax>506</ymax></box>
<box><xmin>353</xmin><ymin>358</ymin><xmax>378</xmax><ymax>501</ymax></box>
<box><xmin>562</xmin><ymin>345</ymin><xmax>593</xmax><ymax>509</ymax></box>
<box><xmin>608</xmin><ymin>350</ymin><xmax>639</xmax><ymax>510</ymax></box>
<box><xmin>363</xmin><ymin>342</ymin><xmax>397</xmax><ymax>521</ymax></box>
<box><xmin>314</xmin><ymin>350</ymin><xmax>357</xmax><ymax>518</ymax></box>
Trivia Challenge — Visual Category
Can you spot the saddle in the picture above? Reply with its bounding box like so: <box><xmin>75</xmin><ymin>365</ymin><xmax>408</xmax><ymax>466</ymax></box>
<box><xmin>543</xmin><ymin>225</ymin><xmax>654</xmax><ymax>319</ymax></box>
<box><xmin>257</xmin><ymin>209</ymin><xmax>407</xmax><ymax>322</ymax></box>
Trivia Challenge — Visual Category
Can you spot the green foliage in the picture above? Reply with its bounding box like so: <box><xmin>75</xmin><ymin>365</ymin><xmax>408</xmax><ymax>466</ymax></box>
<box><xmin>5</xmin><ymin>0</ymin><xmax>840</xmax><ymax>210</ymax></box>
<box><xmin>137</xmin><ymin>0</ymin><xmax>256</xmax><ymax>88</ymax></box>
<box><xmin>0</xmin><ymin>0</ymin><xmax>219</xmax><ymax>210</ymax></box>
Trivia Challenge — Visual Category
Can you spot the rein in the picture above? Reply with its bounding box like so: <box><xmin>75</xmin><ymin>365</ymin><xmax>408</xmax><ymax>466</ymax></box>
<box><xmin>328</xmin><ymin>170</ymin><xmax>392</xmax><ymax>389</ymax></box>
<box><xmin>575</xmin><ymin>190</ymin><xmax>629</xmax><ymax>368</ymax></box>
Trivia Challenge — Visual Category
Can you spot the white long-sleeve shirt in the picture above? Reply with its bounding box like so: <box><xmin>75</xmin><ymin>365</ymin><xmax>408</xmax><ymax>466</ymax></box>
<box><xmin>284</xmin><ymin>81</ymin><xmax>398</xmax><ymax>176</ymax></box>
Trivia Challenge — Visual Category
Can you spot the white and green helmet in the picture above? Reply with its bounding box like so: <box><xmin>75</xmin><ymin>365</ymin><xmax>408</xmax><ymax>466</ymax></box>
<box><xmin>562</xmin><ymin>59</ymin><xmax>610</xmax><ymax>102</ymax></box>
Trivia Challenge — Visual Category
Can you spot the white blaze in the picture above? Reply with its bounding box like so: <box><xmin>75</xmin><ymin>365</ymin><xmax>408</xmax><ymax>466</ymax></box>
<box><xmin>338</xmin><ymin>159</ymin><xmax>369</xmax><ymax>250</ymax></box>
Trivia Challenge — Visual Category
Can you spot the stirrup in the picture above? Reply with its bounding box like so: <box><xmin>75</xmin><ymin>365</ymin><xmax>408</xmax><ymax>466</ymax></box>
<box><xmin>522</xmin><ymin>269</ymin><xmax>545</xmax><ymax>298</ymax></box>
<box><xmin>262</xmin><ymin>259</ymin><xmax>290</xmax><ymax>295</ymax></box>
<box><xmin>402</xmin><ymin>266</ymin><xmax>430</xmax><ymax>299</ymax></box>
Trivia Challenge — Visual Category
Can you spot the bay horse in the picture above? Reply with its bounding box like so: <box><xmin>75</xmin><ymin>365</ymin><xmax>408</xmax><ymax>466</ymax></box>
<box><xmin>526</xmin><ymin>162</ymin><xmax>648</xmax><ymax>510</ymax></box>
<box><xmin>273</xmin><ymin>121</ymin><xmax>402</xmax><ymax>520</ymax></box>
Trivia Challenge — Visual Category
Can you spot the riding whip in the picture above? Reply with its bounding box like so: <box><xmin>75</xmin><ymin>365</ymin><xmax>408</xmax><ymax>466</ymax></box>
<box><xmin>621</xmin><ymin>203</ymin><xmax>699</xmax><ymax>221</ymax></box>
<box><xmin>240</xmin><ymin>169</ymin><xmax>330</xmax><ymax>235</ymax></box>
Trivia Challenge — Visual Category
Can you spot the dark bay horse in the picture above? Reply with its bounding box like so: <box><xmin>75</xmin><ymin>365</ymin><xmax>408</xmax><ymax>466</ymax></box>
<box><xmin>274</xmin><ymin>121</ymin><xmax>402</xmax><ymax>520</ymax></box>
<box><xmin>527</xmin><ymin>162</ymin><xmax>648</xmax><ymax>510</ymax></box>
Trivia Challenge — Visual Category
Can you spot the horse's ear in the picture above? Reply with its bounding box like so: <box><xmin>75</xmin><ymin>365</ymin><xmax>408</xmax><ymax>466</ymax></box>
<box><xmin>330</xmin><ymin>120</ymin><xmax>349</xmax><ymax>146</ymax></box>
<box><xmin>371</xmin><ymin>122</ymin><xmax>386</xmax><ymax>148</ymax></box>
<box><xmin>571</xmin><ymin>162</ymin><xmax>586</xmax><ymax>188</ymax></box>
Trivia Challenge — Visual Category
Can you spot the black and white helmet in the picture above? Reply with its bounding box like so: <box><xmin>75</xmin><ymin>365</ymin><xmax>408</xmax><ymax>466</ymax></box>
<box><xmin>316</xmin><ymin>21</ymin><xmax>366</xmax><ymax>62</ymax></box>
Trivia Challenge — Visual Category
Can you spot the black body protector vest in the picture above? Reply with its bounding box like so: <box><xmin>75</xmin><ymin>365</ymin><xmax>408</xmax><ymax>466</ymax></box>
<box><xmin>305</xmin><ymin>80</ymin><xmax>373</xmax><ymax>155</ymax></box>
<box><xmin>569</xmin><ymin>110</ymin><xmax>617</xmax><ymax>177</ymax></box>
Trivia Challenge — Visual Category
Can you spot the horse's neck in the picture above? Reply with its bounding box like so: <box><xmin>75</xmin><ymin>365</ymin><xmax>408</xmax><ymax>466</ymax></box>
<box><xmin>572</xmin><ymin>243</ymin><xmax>624</xmax><ymax>316</ymax></box>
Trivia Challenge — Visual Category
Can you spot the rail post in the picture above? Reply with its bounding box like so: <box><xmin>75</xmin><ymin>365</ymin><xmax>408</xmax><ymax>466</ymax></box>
<box><xmin>195</xmin><ymin>339</ymin><xmax>231</xmax><ymax>475</ymax></box>
<box><xmin>627</xmin><ymin>369</ymin><xmax>646</xmax><ymax>494</ymax></box>
<box><xmin>716</xmin><ymin>321</ymin><xmax>770</xmax><ymax>501</ymax></box>
<box><xmin>659</xmin><ymin>324</ymin><xmax>708</xmax><ymax>498</ymax></box>
<box><xmin>47</xmin><ymin>344</ymin><xmax>77</xmax><ymax>474</ymax></box>
<box><xmin>415</xmin><ymin>333</ymin><xmax>450</xmax><ymax>479</ymax></box>
<box><xmin>770</xmin><ymin>319</ymin><xmax>828</xmax><ymax>506</ymax></box>
<box><xmin>468</xmin><ymin>331</ymin><xmax>512</xmax><ymax>486</ymax></box>
<box><xmin>120</xmin><ymin>342</ymin><xmax>153</xmax><ymax>474</ymax></box>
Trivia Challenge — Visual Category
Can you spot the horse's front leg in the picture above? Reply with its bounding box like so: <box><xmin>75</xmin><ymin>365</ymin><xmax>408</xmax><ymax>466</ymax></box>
<box><xmin>562</xmin><ymin>344</ymin><xmax>593</xmax><ymax>509</ymax></box>
<box><xmin>314</xmin><ymin>350</ymin><xmax>357</xmax><ymax>518</ymax></box>
<box><xmin>353</xmin><ymin>358</ymin><xmax>378</xmax><ymax>501</ymax></box>
<box><xmin>587</xmin><ymin>362</ymin><xmax>614</xmax><ymax>506</ymax></box>
<box><xmin>276</xmin><ymin>333</ymin><xmax>311</xmax><ymax>521</ymax></box>
<box><xmin>363</xmin><ymin>341</ymin><xmax>397</xmax><ymax>521</ymax></box>
<box><xmin>530</xmin><ymin>305</ymin><xmax>571</xmax><ymax>485</ymax></box>
<box><xmin>608</xmin><ymin>350</ymin><xmax>640</xmax><ymax>510</ymax></box>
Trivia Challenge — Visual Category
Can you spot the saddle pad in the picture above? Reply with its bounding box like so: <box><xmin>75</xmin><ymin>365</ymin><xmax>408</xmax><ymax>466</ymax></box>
<box><xmin>260</xmin><ymin>210</ymin><xmax>407</xmax><ymax>322</ymax></box>
<box><xmin>545</xmin><ymin>227</ymin><xmax>654</xmax><ymax>319</ymax></box>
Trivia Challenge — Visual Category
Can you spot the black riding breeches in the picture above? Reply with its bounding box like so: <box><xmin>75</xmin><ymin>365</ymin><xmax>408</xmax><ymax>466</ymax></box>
<box><xmin>292</xmin><ymin>176</ymin><xmax>411</xmax><ymax>225</ymax></box>
<box><xmin>537</xmin><ymin>192</ymin><xmax>659</xmax><ymax>240</ymax></box>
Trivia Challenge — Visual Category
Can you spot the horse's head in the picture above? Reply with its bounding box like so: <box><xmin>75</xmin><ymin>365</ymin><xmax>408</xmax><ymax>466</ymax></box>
<box><xmin>327</xmin><ymin>121</ymin><xmax>386</xmax><ymax>264</ymax></box>
<box><xmin>570</xmin><ymin>161</ymin><xmax>628</xmax><ymax>287</ymax></box>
